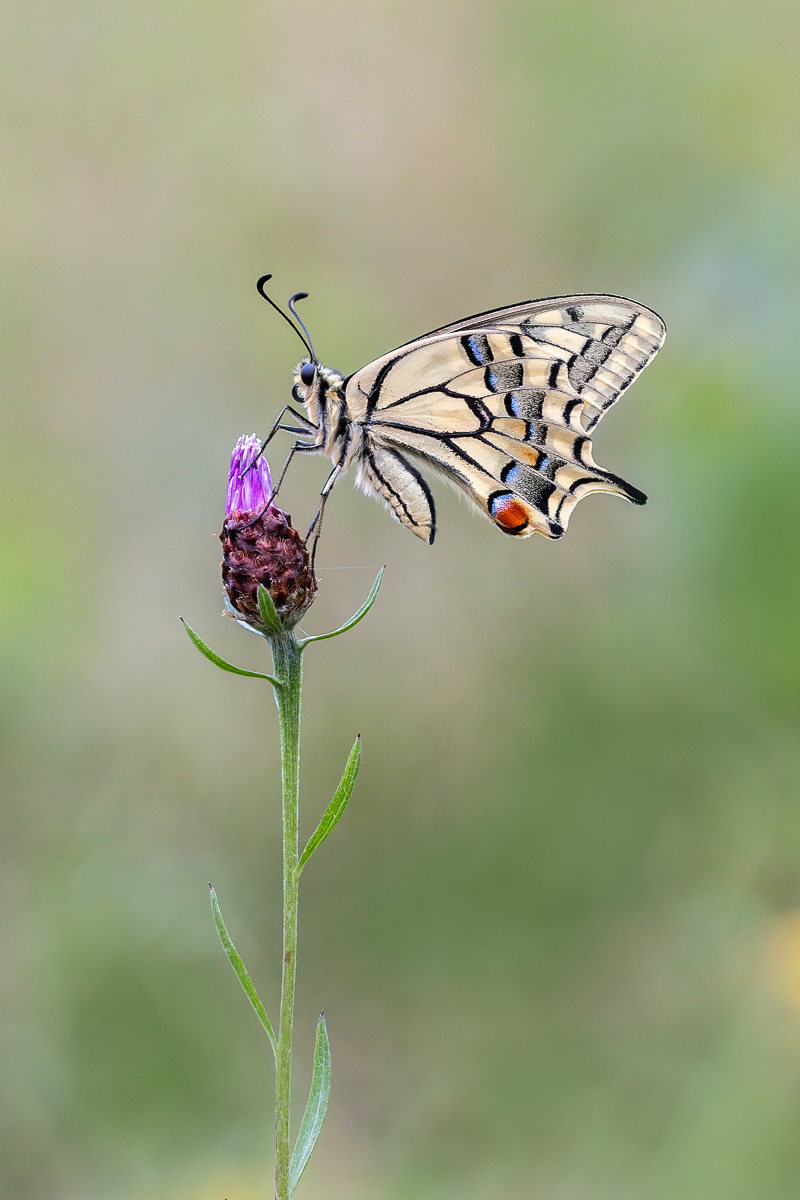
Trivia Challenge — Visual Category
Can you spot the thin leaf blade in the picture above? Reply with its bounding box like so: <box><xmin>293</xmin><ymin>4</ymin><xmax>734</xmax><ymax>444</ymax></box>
<box><xmin>297</xmin><ymin>736</ymin><xmax>361</xmax><ymax>874</ymax></box>
<box><xmin>209</xmin><ymin>885</ymin><xmax>277</xmax><ymax>1059</ymax></box>
<box><xmin>298</xmin><ymin>567</ymin><xmax>384</xmax><ymax>648</ymax></box>
<box><xmin>288</xmin><ymin>1013</ymin><xmax>331</xmax><ymax>1195</ymax></box>
<box><xmin>182</xmin><ymin>619</ymin><xmax>281</xmax><ymax>686</ymax></box>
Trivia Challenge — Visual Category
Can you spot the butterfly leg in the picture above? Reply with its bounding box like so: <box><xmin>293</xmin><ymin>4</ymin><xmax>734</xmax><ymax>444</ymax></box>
<box><xmin>266</xmin><ymin>439</ymin><xmax>320</xmax><ymax>506</ymax></box>
<box><xmin>241</xmin><ymin>405</ymin><xmax>318</xmax><ymax>479</ymax></box>
<box><xmin>306</xmin><ymin>463</ymin><xmax>343</xmax><ymax>576</ymax></box>
<box><xmin>240</xmin><ymin>440</ymin><xmax>318</xmax><ymax>528</ymax></box>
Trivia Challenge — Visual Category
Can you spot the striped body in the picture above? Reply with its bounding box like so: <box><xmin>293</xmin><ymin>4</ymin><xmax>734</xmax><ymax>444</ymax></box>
<box><xmin>293</xmin><ymin>295</ymin><xmax>665</xmax><ymax>543</ymax></box>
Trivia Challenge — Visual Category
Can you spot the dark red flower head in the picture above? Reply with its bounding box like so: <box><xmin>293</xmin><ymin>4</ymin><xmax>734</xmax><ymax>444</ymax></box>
<box><xmin>220</xmin><ymin>435</ymin><xmax>316</xmax><ymax>632</ymax></box>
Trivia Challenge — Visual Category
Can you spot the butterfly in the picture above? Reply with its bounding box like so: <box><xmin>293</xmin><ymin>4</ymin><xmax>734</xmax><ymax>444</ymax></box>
<box><xmin>256</xmin><ymin>277</ymin><xmax>666</xmax><ymax>547</ymax></box>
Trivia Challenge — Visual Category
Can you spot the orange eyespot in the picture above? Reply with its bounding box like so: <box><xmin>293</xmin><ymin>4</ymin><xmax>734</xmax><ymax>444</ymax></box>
<box><xmin>490</xmin><ymin>493</ymin><xmax>529</xmax><ymax>534</ymax></box>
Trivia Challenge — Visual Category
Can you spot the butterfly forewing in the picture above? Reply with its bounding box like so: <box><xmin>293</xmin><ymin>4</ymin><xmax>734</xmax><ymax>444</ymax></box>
<box><xmin>343</xmin><ymin>295</ymin><xmax>664</xmax><ymax>542</ymax></box>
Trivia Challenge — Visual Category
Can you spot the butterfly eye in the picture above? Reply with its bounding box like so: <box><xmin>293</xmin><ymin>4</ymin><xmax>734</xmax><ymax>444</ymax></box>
<box><xmin>300</xmin><ymin>363</ymin><xmax>316</xmax><ymax>387</ymax></box>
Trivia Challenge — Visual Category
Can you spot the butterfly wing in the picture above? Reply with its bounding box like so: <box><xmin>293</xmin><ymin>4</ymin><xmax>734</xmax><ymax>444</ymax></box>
<box><xmin>344</xmin><ymin>295</ymin><xmax>665</xmax><ymax>542</ymax></box>
<box><xmin>355</xmin><ymin>444</ymin><xmax>438</xmax><ymax>543</ymax></box>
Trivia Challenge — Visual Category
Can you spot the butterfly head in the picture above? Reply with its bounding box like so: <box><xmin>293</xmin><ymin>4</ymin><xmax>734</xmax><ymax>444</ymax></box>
<box><xmin>293</xmin><ymin>358</ymin><xmax>346</xmax><ymax>454</ymax></box>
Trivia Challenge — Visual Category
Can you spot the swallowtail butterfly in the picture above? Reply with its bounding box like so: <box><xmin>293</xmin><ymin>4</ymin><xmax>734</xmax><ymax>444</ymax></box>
<box><xmin>259</xmin><ymin>279</ymin><xmax>665</xmax><ymax>546</ymax></box>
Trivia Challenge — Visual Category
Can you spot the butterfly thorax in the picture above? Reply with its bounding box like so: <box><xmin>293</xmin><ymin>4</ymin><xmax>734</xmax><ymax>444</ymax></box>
<box><xmin>293</xmin><ymin>360</ymin><xmax>362</xmax><ymax>468</ymax></box>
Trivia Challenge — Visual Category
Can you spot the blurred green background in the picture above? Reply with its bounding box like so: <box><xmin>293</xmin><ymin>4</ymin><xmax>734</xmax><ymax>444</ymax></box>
<box><xmin>3</xmin><ymin>1</ymin><xmax>800</xmax><ymax>1197</ymax></box>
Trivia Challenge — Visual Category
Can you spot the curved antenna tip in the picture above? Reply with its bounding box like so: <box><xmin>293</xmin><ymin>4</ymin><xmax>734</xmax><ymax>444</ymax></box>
<box><xmin>255</xmin><ymin>274</ymin><xmax>313</xmax><ymax>357</ymax></box>
<box><xmin>288</xmin><ymin>292</ymin><xmax>316</xmax><ymax>360</ymax></box>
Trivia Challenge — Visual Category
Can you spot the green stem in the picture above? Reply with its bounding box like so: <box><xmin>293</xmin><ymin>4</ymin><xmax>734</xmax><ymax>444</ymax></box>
<box><xmin>270</xmin><ymin>630</ymin><xmax>303</xmax><ymax>1200</ymax></box>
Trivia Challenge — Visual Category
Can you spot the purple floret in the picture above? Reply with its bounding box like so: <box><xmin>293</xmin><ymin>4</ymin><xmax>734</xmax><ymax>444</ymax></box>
<box><xmin>226</xmin><ymin>434</ymin><xmax>273</xmax><ymax>517</ymax></box>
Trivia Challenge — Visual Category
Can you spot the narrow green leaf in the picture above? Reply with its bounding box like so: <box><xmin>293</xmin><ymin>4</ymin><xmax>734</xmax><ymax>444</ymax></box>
<box><xmin>298</xmin><ymin>567</ymin><xmax>385</xmax><ymax>649</ymax></box>
<box><xmin>181</xmin><ymin>619</ymin><xmax>282</xmax><ymax>686</ymax></box>
<box><xmin>209</xmin><ymin>885</ymin><xmax>277</xmax><ymax>1060</ymax></box>
<box><xmin>288</xmin><ymin>1013</ymin><xmax>331</xmax><ymax>1196</ymax></box>
<box><xmin>257</xmin><ymin>584</ymin><xmax>283</xmax><ymax>635</ymax></box>
<box><xmin>297</xmin><ymin>736</ymin><xmax>361</xmax><ymax>875</ymax></box>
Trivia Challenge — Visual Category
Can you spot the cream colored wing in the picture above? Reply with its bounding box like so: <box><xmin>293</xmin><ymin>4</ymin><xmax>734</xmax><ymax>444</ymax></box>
<box><xmin>344</xmin><ymin>296</ymin><xmax>664</xmax><ymax>540</ymax></box>
<box><xmin>354</xmin><ymin>445</ymin><xmax>436</xmax><ymax>543</ymax></box>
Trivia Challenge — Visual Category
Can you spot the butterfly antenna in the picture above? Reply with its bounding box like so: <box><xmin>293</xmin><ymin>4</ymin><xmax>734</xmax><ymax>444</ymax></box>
<box><xmin>288</xmin><ymin>292</ymin><xmax>316</xmax><ymax>363</ymax></box>
<box><xmin>256</xmin><ymin>273</ymin><xmax>313</xmax><ymax>358</ymax></box>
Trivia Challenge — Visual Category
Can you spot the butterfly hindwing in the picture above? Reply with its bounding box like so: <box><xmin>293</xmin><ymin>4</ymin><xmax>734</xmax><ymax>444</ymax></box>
<box><xmin>367</xmin><ymin>425</ymin><xmax>561</xmax><ymax>539</ymax></box>
<box><xmin>342</xmin><ymin>295</ymin><xmax>664</xmax><ymax>540</ymax></box>
<box><xmin>355</xmin><ymin>444</ymin><xmax>437</xmax><ymax>543</ymax></box>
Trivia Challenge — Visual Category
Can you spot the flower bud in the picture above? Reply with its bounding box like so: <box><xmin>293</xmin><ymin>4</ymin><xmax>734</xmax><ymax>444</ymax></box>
<box><xmin>220</xmin><ymin>435</ymin><xmax>317</xmax><ymax>632</ymax></box>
